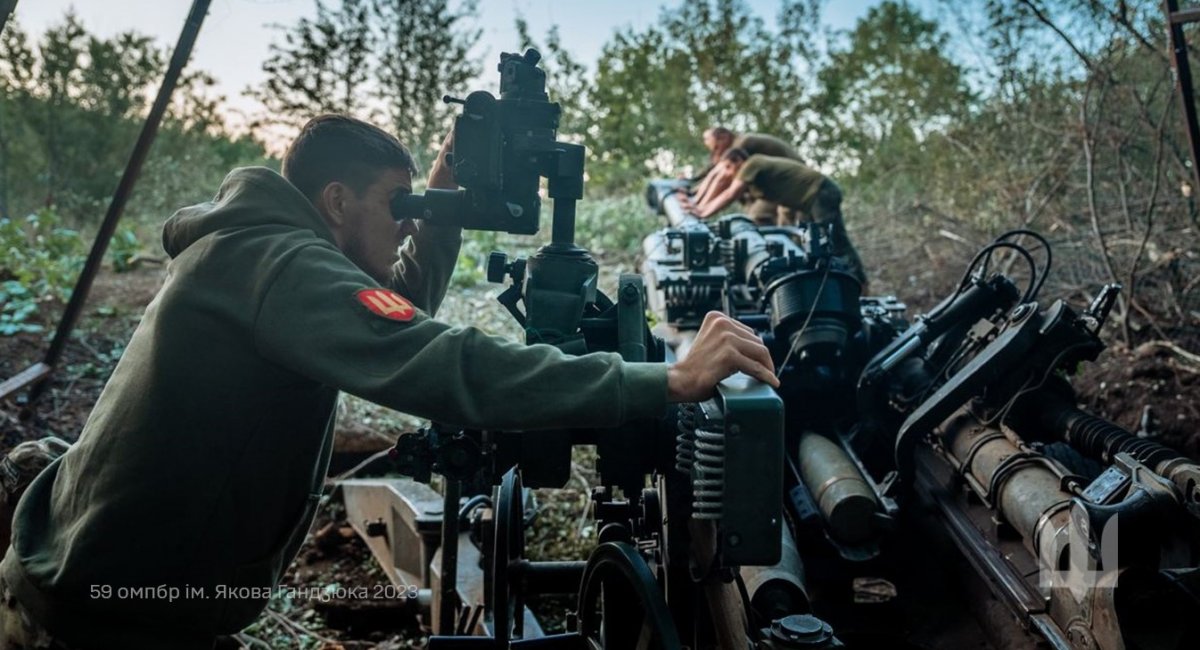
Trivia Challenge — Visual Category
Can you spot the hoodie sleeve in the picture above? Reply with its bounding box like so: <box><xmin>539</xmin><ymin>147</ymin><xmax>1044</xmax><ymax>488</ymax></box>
<box><xmin>387</xmin><ymin>221</ymin><xmax>462</xmax><ymax>317</ymax></box>
<box><xmin>254</xmin><ymin>242</ymin><xmax>668</xmax><ymax>431</ymax></box>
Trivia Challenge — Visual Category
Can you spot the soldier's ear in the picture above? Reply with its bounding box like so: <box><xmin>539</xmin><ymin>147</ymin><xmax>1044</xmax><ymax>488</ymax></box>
<box><xmin>318</xmin><ymin>181</ymin><xmax>350</xmax><ymax>227</ymax></box>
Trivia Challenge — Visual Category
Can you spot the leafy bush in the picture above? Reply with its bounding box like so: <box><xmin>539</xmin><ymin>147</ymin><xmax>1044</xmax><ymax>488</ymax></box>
<box><xmin>0</xmin><ymin>208</ymin><xmax>86</xmax><ymax>334</ymax></box>
<box><xmin>0</xmin><ymin>281</ymin><xmax>41</xmax><ymax>335</ymax></box>
<box><xmin>107</xmin><ymin>227</ymin><xmax>142</xmax><ymax>273</ymax></box>
<box><xmin>449</xmin><ymin>230</ymin><xmax>496</xmax><ymax>288</ymax></box>
<box><xmin>445</xmin><ymin>196</ymin><xmax>652</xmax><ymax>289</ymax></box>
<box><xmin>573</xmin><ymin>195</ymin><xmax>651</xmax><ymax>263</ymax></box>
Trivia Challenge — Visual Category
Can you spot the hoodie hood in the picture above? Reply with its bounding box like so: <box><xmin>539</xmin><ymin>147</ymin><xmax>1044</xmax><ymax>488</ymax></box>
<box><xmin>162</xmin><ymin>167</ymin><xmax>336</xmax><ymax>258</ymax></box>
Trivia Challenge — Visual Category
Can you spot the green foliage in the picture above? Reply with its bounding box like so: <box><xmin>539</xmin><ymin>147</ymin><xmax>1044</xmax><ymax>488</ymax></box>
<box><xmin>251</xmin><ymin>0</ymin><xmax>481</xmax><ymax>167</ymax></box>
<box><xmin>446</xmin><ymin>196</ymin><xmax>651</xmax><ymax>290</ymax></box>
<box><xmin>0</xmin><ymin>208</ymin><xmax>85</xmax><ymax>335</ymax></box>
<box><xmin>450</xmin><ymin>232</ymin><xmax>491</xmax><ymax>288</ymax></box>
<box><xmin>585</xmin><ymin>28</ymin><xmax>679</xmax><ymax>192</ymax></box>
<box><xmin>816</xmin><ymin>2</ymin><xmax>971</xmax><ymax>160</ymax></box>
<box><xmin>0</xmin><ymin>209</ymin><xmax>85</xmax><ymax>299</ymax></box>
<box><xmin>826</xmin><ymin>0</ymin><xmax>1200</xmax><ymax>345</ymax></box>
<box><xmin>2</xmin><ymin>14</ymin><xmax>161</xmax><ymax>219</ymax></box>
<box><xmin>66</xmin><ymin>339</ymin><xmax>127</xmax><ymax>379</ymax></box>
<box><xmin>573</xmin><ymin>196</ymin><xmax>650</xmax><ymax>263</ymax></box>
<box><xmin>0</xmin><ymin>281</ymin><xmax>42</xmax><ymax>335</ymax></box>
<box><xmin>373</xmin><ymin>0</ymin><xmax>481</xmax><ymax>166</ymax></box>
<box><xmin>813</xmin><ymin>1</ymin><xmax>971</xmax><ymax>190</ymax></box>
<box><xmin>107</xmin><ymin>227</ymin><xmax>141</xmax><ymax>273</ymax></box>
<box><xmin>584</xmin><ymin>0</ymin><xmax>819</xmax><ymax>193</ymax></box>
<box><xmin>248</xmin><ymin>0</ymin><xmax>376</xmax><ymax>129</ymax></box>
<box><xmin>515</xmin><ymin>19</ymin><xmax>589</xmax><ymax>138</ymax></box>
<box><xmin>0</xmin><ymin>14</ymin><xmax>269</xmax><ymax>231</ymax></box>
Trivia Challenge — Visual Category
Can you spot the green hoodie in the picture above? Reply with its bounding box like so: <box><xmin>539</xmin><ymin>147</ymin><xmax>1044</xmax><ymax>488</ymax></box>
<box><xmin>0</xmin><ymin>167</ymin><xmax>667</xmax><ymax>648</ymax></box>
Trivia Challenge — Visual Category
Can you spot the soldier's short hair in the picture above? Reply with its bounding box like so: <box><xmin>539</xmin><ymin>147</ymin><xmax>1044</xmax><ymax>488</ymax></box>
<box><xmin>282</xmin><ymin>114</ymin><xmax>418</xmax><ymax>204</ymax></box>
<box><xmin>706</xmin><ymin>126</ymin><xmax>734</xmax><ymax>141</ymax></box>
<box><xmin>722</xmin><ymin>147</ymin><xmax>749</xmax><ymax>164</ymax></box>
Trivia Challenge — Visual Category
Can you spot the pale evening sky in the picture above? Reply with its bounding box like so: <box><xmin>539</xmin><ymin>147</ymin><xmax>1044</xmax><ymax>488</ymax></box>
<box><xmin>10</xmin><ymin>0</ymin><xmax>903</xmax><ymax>134</ymax></box>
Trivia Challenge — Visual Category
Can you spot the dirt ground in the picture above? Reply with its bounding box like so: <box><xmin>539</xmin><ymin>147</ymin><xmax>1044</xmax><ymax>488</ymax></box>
<box><xmin>1073</xmin><ymin>340</ymin><xmax>1200</xmax><ymax>458</ymax></box>
<box><xmin>1</xmin><ymin>263</ymin><xmax>1198</xmax><ymax>648</ymax></box>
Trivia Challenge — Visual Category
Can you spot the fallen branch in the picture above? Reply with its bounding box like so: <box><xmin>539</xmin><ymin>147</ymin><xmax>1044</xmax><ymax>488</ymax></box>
<box><xmin>936</xmin><ymin>229</ymin><xmax>972</xmax><ymax>246</ymax></box>
<box><xmin>268</xmin><ymin>608</ymin><xmax>339</xmax><ymax>646</ymax></box>
<box><xmin>267</xmin><ymin>609</ymin><xmax>303</xmax><ymax>648</ymax></box>
<box><xmin>235</xmin><ymin>632</ymin><xmax>272</xmax><ymax>650</ymax></box>
<box><xmin>1168</xmin><ymin>358</ymin><xmax>1200</xmax><ymax>376</ymax></box>
<box><xmin>1129</xmin><ymin>298</ymin><xmax>1171</xmax><ymax>342</ymax></box>
<box><xmin>1140</xmin><ymin>340</ymin><xmax>1200</xmax><ymax>367</ymax></box>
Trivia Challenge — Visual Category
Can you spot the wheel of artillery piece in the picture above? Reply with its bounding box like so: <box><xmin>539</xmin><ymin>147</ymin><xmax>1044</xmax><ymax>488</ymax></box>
<box><xmin>576</xmin><ymin>542</ymin><xmax>682</xmax><ymax>650</ymax></box>
<box><xmin>491</xmin><ymin>466</ymin><xmax>526</xmax><ymax>641</ymax></box>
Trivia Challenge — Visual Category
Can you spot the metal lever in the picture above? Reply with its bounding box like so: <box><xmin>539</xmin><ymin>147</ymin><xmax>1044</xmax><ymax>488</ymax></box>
<box><xmin>1084</xmin><ymin>283</ymin><xmax>1121</xmax><ymax>335</ymax></box>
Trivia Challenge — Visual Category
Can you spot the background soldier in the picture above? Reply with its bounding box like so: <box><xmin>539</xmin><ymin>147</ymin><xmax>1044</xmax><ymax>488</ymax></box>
<box><xmin>687</xmin><ymin>129</ymin><xmax>804</xmax><ymax>225</ymax></box>
<box><xmin>691</xmin><ymin>149</ymin><xmax>868</xmax><ymax>287</ymax></box>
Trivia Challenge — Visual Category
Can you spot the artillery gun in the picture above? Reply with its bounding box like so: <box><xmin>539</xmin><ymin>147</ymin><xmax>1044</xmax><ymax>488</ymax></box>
<box><xmin>641</xmin><ymin>186</ymin><xmax>1200</xmax><ymax>648</ymax></box>
<box><xmin>336</xmin><ymin>48</ymin><xmax>1200</xmax><ymax>650</ymax></box>
<box><xmin>2</xmin><ymin>0</ymin><xmax>1197</xmax><ymax>645</ymax></box>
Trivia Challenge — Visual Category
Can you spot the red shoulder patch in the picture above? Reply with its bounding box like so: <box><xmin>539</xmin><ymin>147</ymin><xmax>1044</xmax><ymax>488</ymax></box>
<box><xmin>355</xmin><ymin>288</ymin><xmax>416</xmax><ymax>322</ymax></box>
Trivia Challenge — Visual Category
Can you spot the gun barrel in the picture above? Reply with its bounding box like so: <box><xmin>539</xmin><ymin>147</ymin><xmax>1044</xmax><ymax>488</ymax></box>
<box><xmin>646</xmin><ymin>179</ymin><xmax>699</xmax><ymax>227</ymax></box>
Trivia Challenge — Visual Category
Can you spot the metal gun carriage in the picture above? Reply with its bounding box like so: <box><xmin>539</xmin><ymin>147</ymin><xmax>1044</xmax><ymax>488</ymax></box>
<box><xmin>341</xmin><ymin>50</ymin><xmax>1200</xmax><ymax>650</ymax></box>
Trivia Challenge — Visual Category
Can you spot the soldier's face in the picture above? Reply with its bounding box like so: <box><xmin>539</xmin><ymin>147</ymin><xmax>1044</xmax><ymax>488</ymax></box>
<box><xmin>341</xmin><ymin>167</ymin><xmax>416</xmax><ymax>283</ymax></box>
<box><xmin>704</xmin><ymin>131</ymin><xmax>732</xmax><ymax>155</ymax></box>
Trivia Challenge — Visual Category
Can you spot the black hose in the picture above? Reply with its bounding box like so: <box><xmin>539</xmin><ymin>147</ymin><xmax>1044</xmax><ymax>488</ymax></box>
<box><xmin>1061</xmin><ymin>409</ymin><xmax>1181</xmax><ymax>471</ymax></box>
<box><xmin>458</xmin><ymin>494</ymin><xmax>493</xmax><ymax>525</ymax></box>
<box><xmin>962</xmin><ymin>241</ymin><xmax>1039</xmax><ymax>303</ymax></box>
<box><xmin>991</xmin><ymin>229</ymin><xmax>1052</xmax><ymax>300</ymax></box>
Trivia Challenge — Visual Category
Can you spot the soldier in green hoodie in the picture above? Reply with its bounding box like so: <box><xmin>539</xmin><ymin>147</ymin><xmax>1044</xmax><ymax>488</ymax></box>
<box><xmin>0</xmin><ymin>115</ymin><xmax>777</xmax><ymax>649</ymax></box>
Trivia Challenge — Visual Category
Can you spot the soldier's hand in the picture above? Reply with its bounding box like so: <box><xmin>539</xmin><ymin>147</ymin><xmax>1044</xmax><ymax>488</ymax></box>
<box><xmin>428</xmin><ymin>129</ymin><xmax>457</xmax><ymax>189</ymax></box>
<box><xmin>667</xmin><ymin>312</ymin><xmax>779</xmax><ymax>402</ymax></box>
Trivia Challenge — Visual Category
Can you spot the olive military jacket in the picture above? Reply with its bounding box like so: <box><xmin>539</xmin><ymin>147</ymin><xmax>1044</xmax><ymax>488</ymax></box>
<box><xmin>0</xmin><ymin>168</ymin><xmax>668</xmax><ymax>648</ymax></box>
<box><xmin>736</xmin><ymin>154</ymin><xmax>829</xmax><ymax>214</ymax></box>
<box><xmin>731</xmin><ymin>133</ymin><xmax>800</xmax><ymax>161</ymax></box>
<box><xmin>689</xmin><ymin>133</ymin><xmax>800</xmax><ymax>182</ymax></box>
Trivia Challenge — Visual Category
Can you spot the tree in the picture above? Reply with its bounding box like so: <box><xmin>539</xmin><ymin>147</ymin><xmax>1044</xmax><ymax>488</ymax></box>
<box><xmin>0</xmin><ymin>13</ymin><xmax>267</xmax><ymax>228</ymax></box>
<box><xmin>372</xmin><ymin>0</ymin><xmax>481</xmax><ymax>167</ymax></box>
<box><xmin>250</xmin><ymin>0</ymin><xmax>480</xmax><ymax>166</ymax></box>
<box><xmin>655</xmin><ymin>0</ymin><xmax>811</xmax><ymax>140</ymax></box>
<box><xmin>813</xmin><ymin>1</ymin><xmax>972</xmax><ymax>172</ymax></box>
<box><xmin>246</xmin><ymin>0</ymin><xmax>375</xmax><ymax>132</ymax></box>
<box><xmin>583</xmin><ymin>0</ymin><xmax>817</xmax><ymax>192</ymax></box>
<box><xmin>10</xmin><ymin>13</ymin><xmax>166</xmax><ymax>217</ymax></box>
<box><xmin>0</xmin><ymin>18</ymin><xmax>37</xmax><ymax>218</ymax></box>
<box><xmin>35</xmin><ymin>13</ymin><xmax>87</xmax><ymax>208</ymax></box>
<box><xmin>515</xmin><ymin>19</ymin><xmax>588</xmax><ymax>139</ymax></box>
<box><xmin>586</xmin><ymin>27</ymin><xmax>682</xmax><ymax>191</ymax></box>
<box><xmin>988</xmin><ymin>0</ymin><xmax>1190</xmax><ymax>343</ymax></box>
